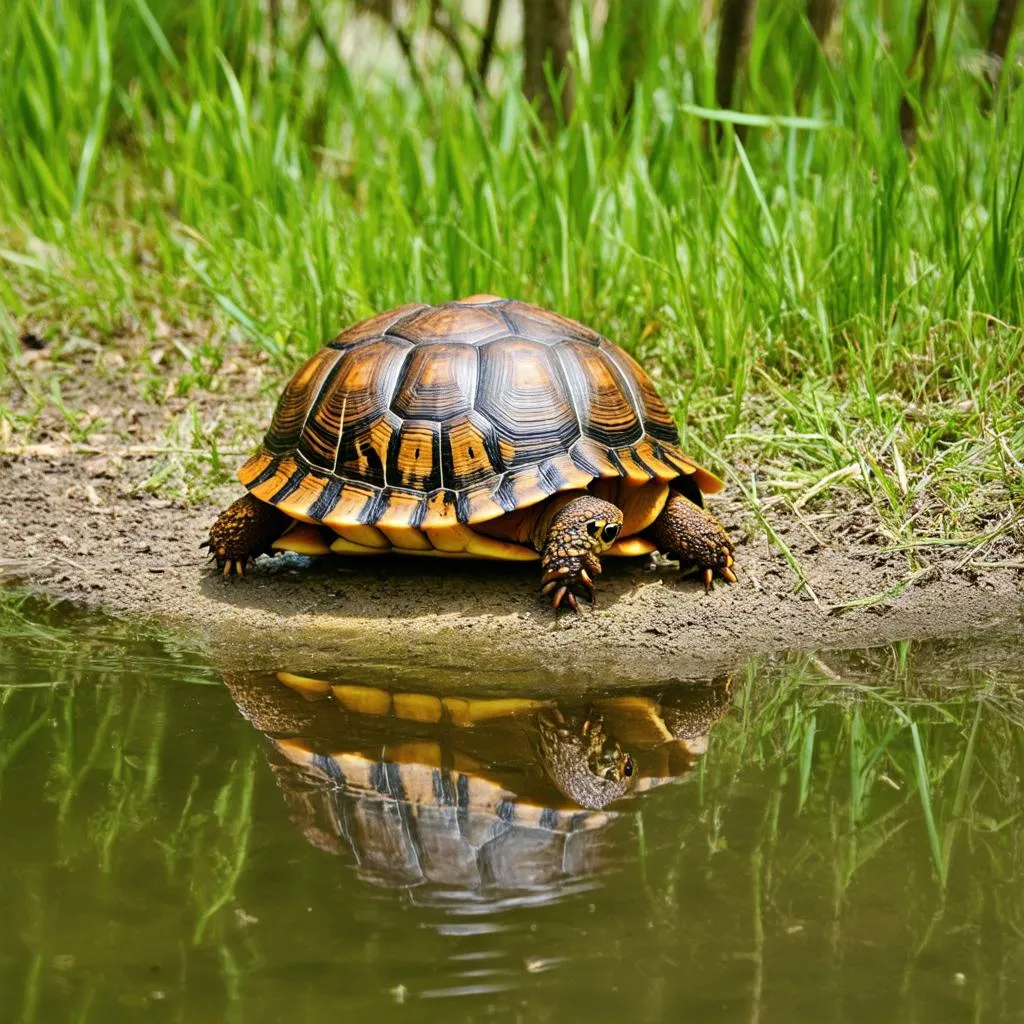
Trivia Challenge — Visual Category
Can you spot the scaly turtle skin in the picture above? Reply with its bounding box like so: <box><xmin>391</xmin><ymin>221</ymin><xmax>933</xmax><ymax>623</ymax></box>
<box><xmin>206</xmin><ymin>296</ymin><xmax>737</xmax><ymax>608</ymax></box>
<box><xmin>221</xmin><ymin>669</ymin><xmax>733</xmax><ymax>899</ymax></box>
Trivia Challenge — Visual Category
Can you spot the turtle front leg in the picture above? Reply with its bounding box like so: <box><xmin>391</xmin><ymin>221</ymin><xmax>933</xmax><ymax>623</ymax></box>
<box><xmin>539</xmin><ymin>496</ymin><xmax>623</xmax><ymax>612</ymax></box>
<box><xmin>202</xmin><ymin>494</ymin><xmax>290</xmax><ymax>577</ymax></box>
<box><xmin>648</xmin><ymin>490</ymin><xmax>736</xmax><ymax>592</ymax></box>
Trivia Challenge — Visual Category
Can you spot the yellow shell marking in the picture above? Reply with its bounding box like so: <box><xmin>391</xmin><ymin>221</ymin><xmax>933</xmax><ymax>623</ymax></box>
<box><xmin>273</xmin><ymin>523</ymin><xmax>333</xmax><ymax>555</ymax></box>
<box><xmin>331</xmin><ymin>684</ymin><xmax>392</xmax><ymax>716</ymax></box>
<box><xmin>391</xmin><ymin>693</ymin><xmax>444</xmax><ymax>724</ymax></box>
<box><xmin>442</xmin><ymin>696</ymin><xmax>551</xmax><ymax>727</ymax></box>
<box><xmin>605</xmin><ymin>536</ymin><xmax>657</xmax><ymax>557</ymax></box>
<box><xmin>276</xmin><ymin>670</ymin><xmax>333</xmax><ymax>698</ymax></box>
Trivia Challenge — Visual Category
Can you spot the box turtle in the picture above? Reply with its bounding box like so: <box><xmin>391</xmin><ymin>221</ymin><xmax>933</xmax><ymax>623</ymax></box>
<box><xmin>223</xmin><ymin>668</ymin><xmax>732</xmax><ymax>900</ymax></box>
<box><xmin>206</xmin><ymin>296</ymin><xmax>736</xmax><ymax>609</ymax></box>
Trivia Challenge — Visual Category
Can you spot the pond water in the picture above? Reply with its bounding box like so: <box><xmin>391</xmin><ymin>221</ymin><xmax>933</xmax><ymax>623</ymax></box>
<box><xmin>1</xmin><ymin>592</ymin><xmax>1023</xmax><ymax>1023</ymax></box>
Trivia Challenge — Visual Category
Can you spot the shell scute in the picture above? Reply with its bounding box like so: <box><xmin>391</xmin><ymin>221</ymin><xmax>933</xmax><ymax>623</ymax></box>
<box><xmin>420</xmin><ymin>489</ymin><xmax>461</xmax><ymax>530</ymax></box>
<box><xmin>336</xmin><ymin>410</ymin><xmax>398</xmax><ymax>490</ymax></box>
<box><xmin>475</xmin><ymin>338</ymin><xmax>581</xmax><ymax>469</ymax></box>
<box><xmin>568</xmin><ymin>438</ymin><xmax>621</xmax><ymax>478</ymax></box>
<box><xmin>556</xmin><ymin>339</ymin><xmax>644</xmax><ymax>449</ymax></box>
<box><xmin>441</xmin><ymin>410</ymin><xmax>504</xmax><ymax>491</ymax></box>
<box><xmin>373</xmin><ymin>488</ymin><xmax>427</xmax><ymax>530</ymax></box>
<box><xmin>539</xmin><ymin>453</ymin><xmax>593</xmax><ymax>494</ymax></box>
<box><xmin>602</xmin><ymin>341</ymin><xmax>680</xmax><ymax>445</ymax></box>
<box><xmin>264</xmin><ymin>348</ymin><xmax>341</xmax><ymax>456</ymax></box>
<box><xmin>329</xmin><ymin>303</ymin><xmax>426</xmax><ymax>349</ymax></box>
<box><xmin>392</xmin><ymin>419</ymin><xmax>442</xmax><ymax>492</ymax></box>
<box><xmin>298</xmin><ymin>338</ymin><xmax>410</xmax><ymax>473</ymax></box>
<box><xmin>387</xmin><ymin>304</ymin><xmax>509</xmax><ymax>346</ymax></box>
<box><xmin>390</xmin><ymin>342</ymin><xmax>477</xmax><ymax>421</ymax></box>
<box><xmin>456</xmin><ymin>485</ymin><xmax>507</xmax><ymax>524</ymax></box>
<box><xmin>246</xmin><ymin>454</ymin><xmax>300</xmax><ymax>508</ymax></box>
<box><xmin>502</xmin><ymin>300</ymin><xmax>600</xmax><ymax>346</ymax></box>
<box><xmin>323</xmin><ymin>481</ymin><xmax>378</xmax><ymax>529</ymax></box>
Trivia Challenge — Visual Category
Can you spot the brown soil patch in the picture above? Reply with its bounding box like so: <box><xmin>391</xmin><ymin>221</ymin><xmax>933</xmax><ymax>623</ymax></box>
<box><xmin>2</xmin><ymin>338</ymin><xmax>1021</xmax><ymax>679</ymax></box>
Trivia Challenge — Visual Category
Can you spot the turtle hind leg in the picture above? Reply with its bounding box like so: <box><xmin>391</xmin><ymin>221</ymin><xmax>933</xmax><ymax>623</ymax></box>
<box><xmin>203</xmin><ymin>494</ymin><xmax>290</xmax><ymax>577</ymax></box>
<box><xmin>647</xmin><ymin>490</ymin><xmax>736</xmax><ymax>592</ymax></box>
<box><xmin>539</xmin><ymin>496</ymin><xmax>623</xmax><ymax>612</ymax></box>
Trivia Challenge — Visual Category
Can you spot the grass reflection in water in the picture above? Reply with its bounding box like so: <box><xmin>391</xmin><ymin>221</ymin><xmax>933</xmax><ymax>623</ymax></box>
<box><xmin>1</xmin><ymin>592</ymin><xmax>1022</xmax><ymax>1021</ymax></box>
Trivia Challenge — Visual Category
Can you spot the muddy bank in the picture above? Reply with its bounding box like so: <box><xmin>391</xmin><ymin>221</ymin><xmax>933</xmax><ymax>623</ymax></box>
<box><xmin>2</xmin><ymin>343</ymin><xmax>1021</xmax><ymax>680</ymax></box>
<box><xmin>2</xmin><ymin>451</ymin><xmax>1020</xmax><ymax>681</ymax></box>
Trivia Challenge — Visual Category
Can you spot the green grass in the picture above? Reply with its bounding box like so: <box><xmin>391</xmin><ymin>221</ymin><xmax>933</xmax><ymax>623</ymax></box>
<box><xmin>1</xmin><ymin>0</ymin><xmax>1022</xmax><ymax>566</ymax></box>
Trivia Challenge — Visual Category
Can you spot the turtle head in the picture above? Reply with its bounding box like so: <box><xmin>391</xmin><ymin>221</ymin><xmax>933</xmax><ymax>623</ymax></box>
<box><xmin>536</xmin><ymin>708</ymin><xmax>636</xmax><ymax>810</ymax></box>
<box><xmin>538</xmin><ymin>495</ymin><xmax>625</xmax><ymax>612</ymax></box>
<box><xmin>549</xmin><ymin>496</ymin><xmax>623</xmax><ymax>556</ymax></box>
<box><xmin>588</xmin><ymin>733</ymin><xmax>634</xmax><ymax>784</ymax></box>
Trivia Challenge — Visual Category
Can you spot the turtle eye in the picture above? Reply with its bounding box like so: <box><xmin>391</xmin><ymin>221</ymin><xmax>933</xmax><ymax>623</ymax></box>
<box><xmin>585</xmin><ymin>519</ymin><xmax>602</xmax><ymax>537</ymax></box>
<box><xmin>601</xmin><ymin>523</ymin><xmax>621</xmax><ymax>544</ymax></box>
<box><xmin>622</xmin><ymin>756</ymin><xmax>634</xmax><ymax>778</ymax></box>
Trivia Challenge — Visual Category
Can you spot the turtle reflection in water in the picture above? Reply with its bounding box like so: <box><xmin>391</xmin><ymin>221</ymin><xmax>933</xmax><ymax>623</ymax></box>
<box><xmin>224</xmin><ymin>672</ymin><xmax>732</xmax><ymax>899</ymax></box>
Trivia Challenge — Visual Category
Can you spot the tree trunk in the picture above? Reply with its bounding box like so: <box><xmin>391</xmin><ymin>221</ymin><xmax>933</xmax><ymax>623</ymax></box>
<box><xmin>477</xmin><ymin>0</ymin><xmax>504</xmax><ymax>85</ymax></box>
<box><xmin>713</xmin><ymin>0</ymin><xmax>758</xmax><ymax>142</ymax></box>
<box><xmin>807</xmin><ymin>0</ymin><xmax>840</xmax><ymax>45</ymax></box>
<box><xmin>899</xmin><ymin>0</ymin><xmax>935</xmax><ymax>150</ymax></box>
<box><xmin>613</xmin><ymin>0</ymin><xmax>654</xmax><ymax>121</ymax></box>
<box><xmin>523</xmin><ymin>0</ymin><xmax>574</xmax><ymax>125</ymax></box>
<box><xmin>797</xmin><ymin>0</ymin><xmax>840</xmax><ymax>111</ymax></box>
<box><xmin>985</xmin><ymin>0</ymin><xmax>1020</xmax><ymax>90</ymax></box>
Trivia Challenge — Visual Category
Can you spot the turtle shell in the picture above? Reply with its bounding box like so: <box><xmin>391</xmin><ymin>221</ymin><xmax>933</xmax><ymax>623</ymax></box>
<box><xmin>238</xmin><ymin>297</ymin><xmax>721</xmax><ymax>536</ymax></box>
<box><xmin>222</xmin><ymin>669</ymin><xmax>733</xmax><ymax>900</ymax></box>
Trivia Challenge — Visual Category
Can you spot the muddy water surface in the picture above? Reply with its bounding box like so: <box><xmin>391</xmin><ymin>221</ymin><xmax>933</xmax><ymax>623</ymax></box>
<box><xmin>1</xmin><ymin>593</ymin><xmax>1023</xmax><ymax>1023</ymax></box>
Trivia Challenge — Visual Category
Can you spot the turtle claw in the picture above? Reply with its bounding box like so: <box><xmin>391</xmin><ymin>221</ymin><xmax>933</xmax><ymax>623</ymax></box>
<box><xmin>209</xmin><ymin>551</ymin><xmax>253</xmax><ymax>577</ymax></box>
<box><xmin>542</xmin><ymin>566</ymin><xmax>595</xmax><ymax>613</ymax></box>
<box><xmin>706</xmin><ymin>552</ymin><xmax>738</xmax><ymax>588</ymax></box>
<box><xmin>700</xmin><ymin>559</ymin><xmax>737</xmax><ymax>592</ymax></box>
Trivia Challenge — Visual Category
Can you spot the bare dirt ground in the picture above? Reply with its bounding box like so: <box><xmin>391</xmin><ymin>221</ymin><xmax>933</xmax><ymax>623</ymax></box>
<box><xmin>2</xmin><ymin>335</ymin><xmax>1021</xmax><ymax>681</ymax></box>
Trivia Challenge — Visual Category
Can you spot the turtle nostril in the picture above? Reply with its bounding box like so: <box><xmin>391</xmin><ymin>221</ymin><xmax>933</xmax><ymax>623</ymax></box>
<box><xmin>601</xmin><ymin>523</ymin><xmax>621</xmax><ymax>544</ymax></box>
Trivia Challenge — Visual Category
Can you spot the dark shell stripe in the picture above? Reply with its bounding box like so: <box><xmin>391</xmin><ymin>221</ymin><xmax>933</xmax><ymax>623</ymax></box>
<box><xmin>238</xmin><ymin>298</ymin><xmax>723</xmax><ymax>527</ymax></box>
